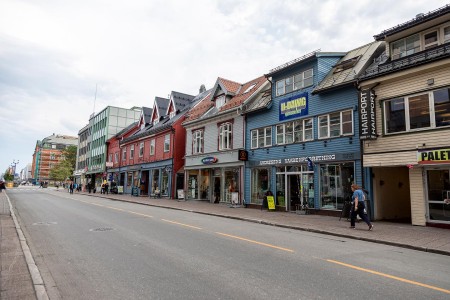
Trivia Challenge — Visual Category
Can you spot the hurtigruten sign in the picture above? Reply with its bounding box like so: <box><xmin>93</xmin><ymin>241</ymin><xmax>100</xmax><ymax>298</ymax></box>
<box><xmin>359</xmin><ymin>89</ymin><xmax>377</xmax><ymax>140</ymax></box>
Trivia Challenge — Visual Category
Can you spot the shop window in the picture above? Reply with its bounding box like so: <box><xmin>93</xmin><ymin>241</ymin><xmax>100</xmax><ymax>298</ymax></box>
<box><xmin>251</xmin><ymin>168</ymin><xmax>271</xmax><ymax>204</ymax></box>
<box><xmin>126</xmin><ymin>172</ymin><xmax>132</xmax><ymax>187</ymax></box>
<box><xmin>319</xmin><ymin>162</ymin><xmax>354</xmax><ymax>210</ymax></box>
<box><xmin>427</xmin><ymin>169</ymin><xmax>450</xmax><ymax>222</ymax></box>
<box><xmin>152</xmin><ymin>169</ymin><xmax>160</xmax><ymax>195</ymax></box>
<box><xmin>225</xmin><ymin>168</ymin><xmax>239</xmax><ymax>204</ymax></box>
<box><xmin>188</xmin><ymin>171</ymin><xmax>198</xmax><ymax>199</ymax></box>
<box><xmin>161</xmin><ymin>169</ymin><xmax>169</xmax><ymax>196</ymax></box>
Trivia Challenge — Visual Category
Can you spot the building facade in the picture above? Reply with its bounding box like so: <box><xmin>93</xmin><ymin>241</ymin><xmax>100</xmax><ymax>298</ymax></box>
<box><xmin>359</xmin><ymin>4</ymin><xmax>450</xmax><ymax>226</ymax></box>
<box><xmin>31</xmin><ymin>134</ymin><xmax>78</xmax><ymax>184</ymax></box>
<box><xmin>183</xmin><ymin>76</ymin><xmax>269</xmax><ymax>204</ymax></box>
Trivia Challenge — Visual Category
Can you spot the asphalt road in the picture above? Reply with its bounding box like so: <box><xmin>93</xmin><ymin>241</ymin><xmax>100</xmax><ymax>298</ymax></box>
<box><xmin>9</xmin><ymin>189</ymin><xmax>450</xmax><ymax>300</ymax></box>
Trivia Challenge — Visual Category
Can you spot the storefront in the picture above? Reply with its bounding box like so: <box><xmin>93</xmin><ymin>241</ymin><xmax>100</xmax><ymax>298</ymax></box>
<box><xmin>247</xmin><ymin>153</ymin><xmax>358</xmax><ymax>213</ymax></box>
<box><xmin>185</xmin><ymin>152</ymin><xmax>244</xmax><ymax>204</ymax></box>
<box><xmin>419</xmin><ymin>147</ymin><xmax>450</xmax><ymax>224</ymax></box>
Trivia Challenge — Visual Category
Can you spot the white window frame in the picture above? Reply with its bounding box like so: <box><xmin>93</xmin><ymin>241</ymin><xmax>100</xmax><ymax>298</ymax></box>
<box><xmin>193</xmin><ymin>130</ymin><xmax>204</xmax><ymax>154</ymax></box>
<box><xmin>139</xmin><ymin>142</ymin><xmax>144</xmax><ymax>157</ymax></box>
<box><xmin>122</xmin><ymin>148</ymin><xmax>126</xmax><ymax>161</ymax></box>
<box><xmin>275</xmin><ymin>68</ymin><xmax>314</xmax><ymax>96</ymax></box>
<box><xmin>318</xmin><ymin>110</ymin><xmax>354</xmax><ymax>139</ymax></box>
<box><xmin>114</xmin><ymin>153</ymin><xmax>118</xmax><ymax>163</ymax></box>
<box><xmin>383</xmin><ymin>88</ymin><xmax>450</xmax><ymax>134</ymax></box>
<box><xmin>215</xmin><ymin>95</ymin><xmax>225</xmax><ymax>109</ymax></box>
<box><xmin>219</xmin><ymin>123</ymin><xmax>232</xmax><ymax>150</ymax></box>
<box><xmin>391</xmin><ymin>33</ymin><xmax>420</xmax><ymax>60</ymax></box>
<box><xmin>423</xmin><ymin>29</ymin><xmax>439</xmax><ymax>50</ymax></box>
<box><xmin>130</xmin><ymin>145</ymin><xmax>135</xmax><ymax>159</ymax></box>
<box><xmin>276</xmin><ymin>118</ymin><xmax>314</xmax><ymax>144</ymax></box>
<box><xmin>150</xmin><ymin>139</ymin><xmax>155</xmax><ymax>155</ymax></box>
<box><xmin>251</xmin><ymin>127</ymin><xmax>272</xmax><ymax>149</ymax></box>
<box><xmin>164</xmin><ymin>134</ymin><xmax>170</xmax><ymax>152</ymax></box>
<box><xmin>442</xmin><ymin>25</ymin><xmax>450</xmax><ymax>44</ymax></box>
<box><xmin>109</xmin><ymin>154</ymin><xmax>112</xmax><ymax>162</ymax></box>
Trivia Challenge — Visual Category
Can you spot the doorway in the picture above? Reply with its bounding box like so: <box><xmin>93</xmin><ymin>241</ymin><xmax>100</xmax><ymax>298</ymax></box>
<box><xmin>287</xmin><ymin>172</ymin><xmax>314</xmax><ymax>211</ymax></box>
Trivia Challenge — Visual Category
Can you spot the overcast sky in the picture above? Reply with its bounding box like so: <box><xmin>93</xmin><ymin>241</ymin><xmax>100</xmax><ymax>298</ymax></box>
<box><xmin>0</xmin><ymin>0</ymin><xmax>448</xmax><ymax>176</ymax></box>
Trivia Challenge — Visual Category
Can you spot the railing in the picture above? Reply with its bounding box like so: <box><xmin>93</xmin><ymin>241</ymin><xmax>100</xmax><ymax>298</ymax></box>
<box><xmin>361</xmin><ymin>43</ymin><xmax>450</xmax><ymax>79</ymax></box>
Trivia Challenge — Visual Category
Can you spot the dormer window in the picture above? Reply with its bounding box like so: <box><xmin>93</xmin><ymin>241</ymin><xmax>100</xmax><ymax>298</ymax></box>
<box><xmin>391</xmin><ymin>34</ymin><xmax>420</xmax><ymax>60</ymax></box>
<box><xmin>153</xmin><ymin>119</ymin><xmax>159</xmax><ymax>126</ymax></box>
<box><xmin>215</xmin><ymin>95</ymin><xmax>225</xmax><ymax>109</ymax></box>
<box><xmin>170</xmin><ymin>111</ymin><xmax>176</xmax><ymax>119</ymax></box>
<box><xmin>243</xmin><ymin>83</ymin><xmax>257</xmax><ymax>94</ymax></box>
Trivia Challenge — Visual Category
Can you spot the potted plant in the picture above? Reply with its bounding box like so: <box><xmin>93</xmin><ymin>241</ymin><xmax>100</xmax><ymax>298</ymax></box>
<box><xmin>3</xmin><ymin>171</ymin><xmax>14</xmax><ymax>188</ymax></box>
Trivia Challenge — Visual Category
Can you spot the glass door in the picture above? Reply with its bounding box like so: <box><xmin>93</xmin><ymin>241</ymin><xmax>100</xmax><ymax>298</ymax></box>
<box><xmin>427</xmin><ymin>169</ymin><xmax>450</xmax><ymax>222</ymax></box>
<box><xmin>302</xmin><ymin>173</ymin><xmax>314</xmax><ymax>209</ymax></box>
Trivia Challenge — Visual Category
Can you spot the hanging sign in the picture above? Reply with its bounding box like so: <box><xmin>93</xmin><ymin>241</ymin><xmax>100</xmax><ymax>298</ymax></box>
<box><xmin>359</xmin><ymin>89</ymin><xmax>377</xmax><ymax>140</ymax></box>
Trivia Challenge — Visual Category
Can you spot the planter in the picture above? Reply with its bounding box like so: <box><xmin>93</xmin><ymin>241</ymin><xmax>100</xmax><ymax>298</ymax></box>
<box><xmin>6</xmin><ymin>181</ymin><xmax>14</xmax><ymax>188</ymax></box>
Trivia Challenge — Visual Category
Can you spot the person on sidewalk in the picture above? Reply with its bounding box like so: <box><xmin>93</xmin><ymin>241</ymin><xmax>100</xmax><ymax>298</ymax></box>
<box><xmin>350</xmin><ymin>184</ymin><xmax>373</xmax><ymax>231</ymax></box>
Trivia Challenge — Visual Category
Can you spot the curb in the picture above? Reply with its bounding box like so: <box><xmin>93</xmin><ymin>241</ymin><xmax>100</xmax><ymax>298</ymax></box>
<box><xmin>5</xmin><ymin>192</ymin><xmax>49</xmax><ymax>300</ymax></box>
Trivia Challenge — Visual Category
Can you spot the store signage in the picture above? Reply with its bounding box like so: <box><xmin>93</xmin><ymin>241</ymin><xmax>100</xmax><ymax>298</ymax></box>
<box><xmin>417</xmin><ymin>148</ymin><xmax>450</xmax><ymax>164</ymax></box>
<box><xmin>279</xmin><ymin>92</ymin><xmax>308</xmax><ymax>121</ymax></box>
<box><xmin>238</xmin><ymin>150</ymin><xmax>248</xmax><ymax>161</ymax></box>
<box><xmin>201</xmin><ymin>157</ymin><xmax>218</xmax><ymax>164</ymax></box>
<box><xmin>258</xmin><ymin>154</ymin><xmax>336</xmax><ymax>166</ymax></box>
<box><xmin>105</xmin><ymin>162</ymin><xmax>113</xmax><ymax>167</ymax></box>
<box><xmin>359</xmin><ymin>89</ymin><xmax>377</xmax><ymax>140</ymax></box>
<box><xmin>267</xmin><ymin>196</ymin><xmax>275</xmax><ymax>210</ymax></box>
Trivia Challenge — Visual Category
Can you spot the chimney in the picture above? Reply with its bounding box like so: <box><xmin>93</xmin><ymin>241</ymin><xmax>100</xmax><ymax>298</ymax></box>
<box><xmin>199</xmin><ymin>84</ymin><xmax>206</xmax><ymax>93</ymax></box>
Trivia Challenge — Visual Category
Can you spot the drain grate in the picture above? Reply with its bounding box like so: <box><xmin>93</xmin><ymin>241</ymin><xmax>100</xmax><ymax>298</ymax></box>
<box><xmin>89</xmin><ymin>227</ymin><xmax>114</xmax><ymax>232</ymax></box>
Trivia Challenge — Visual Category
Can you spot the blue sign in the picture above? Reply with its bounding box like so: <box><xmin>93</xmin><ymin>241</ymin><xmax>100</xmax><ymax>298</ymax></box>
<box><xmin>201</xmin><ymin>157</ymin><xmax>218</xmax><ymax>164</ymax></box>
<box><xmin>279</xmin><ymin>93</ymin><xmax>308</xmax><ymax>121</ymax></box>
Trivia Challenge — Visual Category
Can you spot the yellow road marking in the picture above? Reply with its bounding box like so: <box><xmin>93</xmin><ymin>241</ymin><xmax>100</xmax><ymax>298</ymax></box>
<box><xmin>216</xmin><ymin>232</ymin><xmax>294</xmax><ymax>253</ymax></box>
<box><xmin>327</xmin><ymin>259</ymin><xmax>450</xmax><ymax>295</ymax></box>
<box><xmin>161</xmin><ymin>219</ymin><xmax>202</xmax><ymax>230</ymax></box>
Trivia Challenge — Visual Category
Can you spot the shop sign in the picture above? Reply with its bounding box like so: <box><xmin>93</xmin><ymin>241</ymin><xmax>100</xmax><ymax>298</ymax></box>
<box><xmin>258</xmin><ymin>154</ymin><xmax>337</xmax><ymax>166</ymax></box>
<box><xmin>105</xmin><ymin>162</ymin><xmax>113</xmax><ymax>167</ymax></box>
<box><xmin>202</xmin><ymin>157</ymin><xmax>218</xmax><ymax>164</ymax></box>
<box><xmin>238</xmin><ymin>150</ymin><xmax>248</xmax><ymax>161</ymax></box>
<box><xmin>267</xmin><ymin>196</ymin><xmax>276</xmax><ymax>210</ymax></box>
<box><xmin>417</xmin><ymin>148</ymin><xmax>450</xmax><ymax>164</ymax></box>
<box><xmin>359</xmin><ymin>89</ymin><xmax>377</xmax><ymax>140</ymax></box>
<box><xmin>279</xmin><ymin>93</ymin><xmax>308</xmax><ymax>121</ymax></box>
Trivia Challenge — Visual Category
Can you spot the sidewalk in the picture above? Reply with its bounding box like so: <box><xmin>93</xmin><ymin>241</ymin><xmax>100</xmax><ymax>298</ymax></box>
<box><xmin>73</xmin><ymin>190</ymin><xmax>450</xmax><ymax>256</ymax></box>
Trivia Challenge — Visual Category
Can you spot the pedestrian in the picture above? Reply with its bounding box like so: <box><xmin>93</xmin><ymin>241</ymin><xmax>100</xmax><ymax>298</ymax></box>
<box><xmin>350</xmin><ymin>184</ymin><xmax>373</xmax><ymax>230</ymax></box>
<box><xmin>0</xmin><ymin>180</ymin><xmax>5</xmax><ymax>192</ymax></box>
<box><xmin>105</xmin><ymin>182</ymin><xmax>109</xmax><ymax>194</ymax></box>
<box><xmin>88</xmin><ymin>183</ymin><xmax>92</xmax><ymax>193</ymax></box>
<box><xmin>69</xmin><ymin>182</ymin><xmax>74</xmax><ymax>194</ymax></box>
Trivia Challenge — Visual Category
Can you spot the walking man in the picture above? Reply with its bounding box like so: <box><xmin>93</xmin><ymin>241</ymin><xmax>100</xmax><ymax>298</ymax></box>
<box><xmin>350</xmin><ymin>184</ymin><xmax>373</xmax><ymax>230</ymax></box>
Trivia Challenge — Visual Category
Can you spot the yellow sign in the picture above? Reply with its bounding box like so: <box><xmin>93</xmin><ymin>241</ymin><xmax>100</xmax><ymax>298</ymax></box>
<box><xmin>267</xmin><ymin>196</ymin><xmax>276</xmax><ymax>210</ymax></box>
<box><xmin>418</xmin><ymin>148</ymin><xmax>450</xmax><ymax>164</ymax></box>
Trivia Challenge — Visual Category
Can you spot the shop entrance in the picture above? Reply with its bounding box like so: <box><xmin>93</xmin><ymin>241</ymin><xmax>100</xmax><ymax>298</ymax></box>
<box><xmin>287</xmin><ymin>173</ymin><xmax>314</xmax><ymax>212</ymax></box>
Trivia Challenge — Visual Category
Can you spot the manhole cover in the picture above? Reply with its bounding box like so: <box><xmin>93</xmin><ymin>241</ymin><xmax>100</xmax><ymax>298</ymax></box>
<box><xmin>89</xmin><ymin>227</ymin><xmax>114</xmax><ymax>232</ymax></box>
<box><xmin>32</xmin><ymin>222</ymin><xmax>58</xmax><ymax>226</ymax></box>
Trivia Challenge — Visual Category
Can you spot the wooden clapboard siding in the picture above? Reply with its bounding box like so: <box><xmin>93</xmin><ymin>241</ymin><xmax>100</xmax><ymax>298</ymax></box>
<box><xmin>409</xmin><ymin>167</ymin><xmax>426</xmax><ymax>226</ymax></box>
<box><xmin>364</xmin><ymin>150</ymin><xmax>416</xmax><ymax>166</ymax></box>
<box><xmin>361</xmin><ymin>63</ymin><xmax>450</xmax><ymax>160</ymax></box>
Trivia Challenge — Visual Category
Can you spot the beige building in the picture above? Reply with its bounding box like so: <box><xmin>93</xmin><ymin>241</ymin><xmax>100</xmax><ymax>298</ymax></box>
<box><xmin>359</xmin><ymin>5</ymin><xmax>450</xmax><ymax>227</ymax></box>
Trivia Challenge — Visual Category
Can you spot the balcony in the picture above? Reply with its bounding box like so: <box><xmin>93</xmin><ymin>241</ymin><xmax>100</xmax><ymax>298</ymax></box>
<box><xmin>361</xmin><ymin>43</ymin><xmax>450</xmax><ymax>80</ymax></box>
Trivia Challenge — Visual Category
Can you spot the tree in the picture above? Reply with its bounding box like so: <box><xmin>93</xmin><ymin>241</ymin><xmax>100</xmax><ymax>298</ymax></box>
<box><xmin>3</xmin><ymin>169</ymin><xmax>14</xmax><ymax>181</ymax></box>
<box><xmin>49</xmin><ymin>145</ymin><xmax>78</xmax><ymax>182</ymax></box>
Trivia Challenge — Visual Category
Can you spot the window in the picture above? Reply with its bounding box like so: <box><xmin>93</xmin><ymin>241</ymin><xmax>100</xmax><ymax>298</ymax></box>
<box><xmin>275</xmin><ymin>68</ymin><xmax>314</xmax><ymax>96</ymax></box>
<box><xmin>219</xmin><ymin>123</ymin><xmax>232</xmax><ymax>150</ymax></box>
<box><xmin>215</xmin><ymin>95</ymin><xmax>225</xmax><ymax>109</ymax></box>
<box><xmin>251</xmin><ymin>168</ymin><xmax>271</xmax><ymax>204</ymax></box>
<box><xmin>320</xmin><ymin>162</ymin><xmax>354</xmax><ymax>210</ymax></box>
<box><xmin>130</xmin><ymin>145</ymin><xmax>135</xmax><ymax>159</ymax></box>
<box><xmin>277</xmin><ymin>118</ymin><xmax>314</xmax><ymax>144</ymax></box>
<box><xmin>318</xmin><ymin>110</ymin><xmax>353</xmax><ymax>139</ymax></box>
<box><xmin>139</xmin><ymin>142</ymin><xmax>144</xmax><ymax>157</ymax></box>
<box><xmin>150</xmin><ymin>139</ymin><xmax>155</xmax><ymax>155</ymax></box>
<box><xmin>426</xmin><ymin>169</ymin><xmax>450</xmax><ymax>222</ymax></box>
<box><xmin>251</xmin><ymin>127</ymin><xmax>272</xmax><ymax>149</ymax></box>
<box><xmin>444</xmin><ymin>26</ymin><xmax>450</xmax><ymax>44</ymax></box>
<box><xmin>164</xmin><ymin>134</ymin><xmax>170</xmax><ymax>152</ymax></box>
<box><xmin>114</xmin><ymin>153</ymin><xmax>118</xmax><ymax>163</ymax></box>
<box><xmin>391</xmin><ymin>34</ymin><xmax>420</xmax><ymax>60</ymax></box>
<box><xmin>424</xmin><ymin>31</ymin><xmax>438</xmax><ymax>49</ymax></box>
<box><xmin>170</xmin><ymin>111</ymin><xmax>176</xmax><ymax>119</ymax></box>
<box><xmin>122</xmin><ymin>148</ymin><xmax>126</xmax><ymax>161</ymax></box>
<box><xmin>193</xmin><ymin>130</ymin><xmax>204</xmax><ymax>154</ymax></box>
<box><xmin>50</xmin><ymin>153</ymin><xmax>55</xmax><ymax>160</ymax></box>
<box><xmin>109</xmin><ymin>154</ymin><xmax>112</xmax><ymax>162</ymax></box>
<box><xmin>384</xmin><ymin>87</ymin><xmax>450</xmax><ymax>134</ymax></box>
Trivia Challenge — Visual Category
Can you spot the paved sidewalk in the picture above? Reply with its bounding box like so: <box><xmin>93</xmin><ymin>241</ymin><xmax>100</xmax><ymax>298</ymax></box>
<box><xmin>68</xmin><ymin>189</ymin><xmax>450</xmax><ymax>256</ymax></box>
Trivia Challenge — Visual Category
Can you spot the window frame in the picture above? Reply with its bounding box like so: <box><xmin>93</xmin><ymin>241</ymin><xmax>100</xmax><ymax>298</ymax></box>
<box><xmin>384</xmin><ymin>87</ymin><xmax>450</xmax><ymax>134</ymax></box>
<box><xmin>276</xmin><ymin>118</ymin><xmax>314</xmax><ymax>145</ymax></box>
<box><xmin>122</xmin><ymin>148</ymin><xmax>126</xmax><ymax>161</ymax></box>
<box><xmin>251</xmin><ymin>127</ymin><xmax>272</xmax><ymax>149</ymax></box>
<box><xmin>218</xmin><ymin>122</ymin><xmax>232</xmax><ymax>151</ymax></box>
<box><xmin>130</xmin><ymin>145</ymin><xmax>135</xmax><ymax>159</ymax></box>
<box><xmin>317</xmin><ymin>110</ymin><xmax>354</xmax><ymax>139</ymax></box>
<box><xmin>192</xmin><ymin>129</ymin><xmax>204</xmax><ymax>154</ymax></box>
<box><xmin>114</xmin><ymin>152</ymin><xmax>118</xmax><ymax>163</ymax></box>
<box><xmin>275</xmin><ymin>68</ymin><xmax>314</xmax><ymax>97</ymax></box>
<box><xmin>423</xmin><ymin>29</ymin><xmax>439</xmax><ymax>50</ymax></box>
<box><xmin>150</xmin><ymin>139</ymin><xmax>155</xmax><ymax>155</ymax></box>
<box><xmin>139</xmin><ymin>142</ymin><xmax>144</xmax><ymax>157</ymax></box>
<box><xmin>164</xmin><ymin>134</ymin><xmax>170</xmax><ymax>152</ymax></box>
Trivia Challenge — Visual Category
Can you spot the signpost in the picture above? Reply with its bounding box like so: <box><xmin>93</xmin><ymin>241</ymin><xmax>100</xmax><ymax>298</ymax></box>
<box><xmin>267</xmin><ymin>195</ymin><xmax>276</xmax><ymax>210</ymax></box>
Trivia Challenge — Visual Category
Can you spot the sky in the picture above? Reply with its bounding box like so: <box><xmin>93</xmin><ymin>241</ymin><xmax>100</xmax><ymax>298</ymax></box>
<box><xmin>0</xmin><ymin>0</ymin><xmax>448</xmax><ymax>176</ymax></box>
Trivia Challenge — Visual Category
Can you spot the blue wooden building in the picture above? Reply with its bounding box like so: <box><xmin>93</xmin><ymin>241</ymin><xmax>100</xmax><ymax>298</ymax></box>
<box><xmin>243</xmin><ymin>44</ymin><xmax>383</xmax><ymax>215</ymax></box>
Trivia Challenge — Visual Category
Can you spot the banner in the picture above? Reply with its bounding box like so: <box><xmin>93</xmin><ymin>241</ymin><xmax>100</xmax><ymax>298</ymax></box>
<box><xmin>359</xmin><ymin>89</ymin><xmax>377</xmax><ymax>140</ymax></box>
<box><xmin>279</xmin><ymin>93</ymin><xmax>308</xmax><ymax>121</ymax></box>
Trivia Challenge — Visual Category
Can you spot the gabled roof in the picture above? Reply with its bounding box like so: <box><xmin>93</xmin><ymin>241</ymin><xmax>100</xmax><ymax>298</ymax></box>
<box><xmin>209</xmin><ymin>77</ymin><xmax>242</xmax><ymax>100</ymax></box>
<box><xmin>138</xmin><ymin>107</ymin><xmax>153</xmax><ymax>128</ymax></box>
<box><xmin>182</xmin><ymin>90</ymin><xmax>213</xmax><ymax>123</ymax></box>
<box><xmin>167</xmin><ymin>91</ymin><xmax>195</xmax><ymax>115</ymax></box>
<box><xmin>183</xmin><ymin>75</ymin><xmax>270</xmax><ymax>125</ymax></box>
<box><xmin>312</xmin><ymin>41</ymin><xmax>385</xmax><ymax>94</ymax></box>
<box><xmin>150</xmin><ymin>97</ymin><xmax>169</xmax><ymax>122</ymax></box>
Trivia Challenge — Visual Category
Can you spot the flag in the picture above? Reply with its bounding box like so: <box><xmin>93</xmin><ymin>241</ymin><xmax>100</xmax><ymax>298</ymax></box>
<box><xmin>307</xmin><ymin>157</ymin><xmax>315</xmax><ymax>171</ymax></box>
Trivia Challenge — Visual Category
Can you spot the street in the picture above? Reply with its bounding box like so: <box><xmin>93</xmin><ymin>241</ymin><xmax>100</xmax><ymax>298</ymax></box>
<box><xmin>8</xmin><ymin>188</ymin><xmax>450</xmax><ymax>300</ymax></box>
